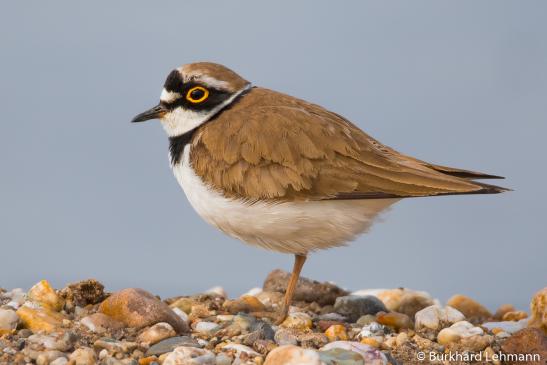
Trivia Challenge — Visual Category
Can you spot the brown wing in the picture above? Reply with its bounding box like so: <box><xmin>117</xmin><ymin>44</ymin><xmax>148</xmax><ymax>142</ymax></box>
<box><xmin>190</xmin><ymin>87</ymin><xmax>508</xmax><ymax>201</ymax></box>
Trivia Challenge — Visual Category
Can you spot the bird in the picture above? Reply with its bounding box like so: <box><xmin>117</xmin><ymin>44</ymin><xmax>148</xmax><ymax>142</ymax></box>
<box><xmin>131</xmin><ymin>62</ymin><xmax>508</xmax><ymax>323</ymax></box>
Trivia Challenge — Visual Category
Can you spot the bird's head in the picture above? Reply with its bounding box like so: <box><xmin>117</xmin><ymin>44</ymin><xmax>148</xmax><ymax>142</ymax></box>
<box><xmin>131</xmin><ymin>62</ymin><xmax>250</xmax><ymax>136</ymax></box>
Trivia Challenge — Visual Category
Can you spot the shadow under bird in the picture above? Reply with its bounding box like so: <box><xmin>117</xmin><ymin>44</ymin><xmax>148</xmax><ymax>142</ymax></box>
<box><xmin>131</xmin><ymin>62</ymin><xmax>508</xmax><ymax>323</ymax></box>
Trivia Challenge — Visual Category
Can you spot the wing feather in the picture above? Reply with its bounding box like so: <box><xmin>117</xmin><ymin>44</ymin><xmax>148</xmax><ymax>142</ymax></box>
<box><xmin>190</xmin><ymin>87</ymin><xmax>508</xmax><ymax>201</ymax></box>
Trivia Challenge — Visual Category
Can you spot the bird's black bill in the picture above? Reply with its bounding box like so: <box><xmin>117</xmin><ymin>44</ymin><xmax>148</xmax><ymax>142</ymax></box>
<box><xmin>131</xmin><ymin>104</ymin><xmax>167</xmax><ymax>123</ymax></box>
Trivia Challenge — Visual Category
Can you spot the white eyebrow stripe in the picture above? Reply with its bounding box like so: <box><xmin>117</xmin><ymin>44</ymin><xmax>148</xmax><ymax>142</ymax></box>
<box><xmin>194</xmin><ymin>75</ymin><xmax>231</xmax><ymax>90</ymax></box>
<box><xmin>160</xmin><ymin>89</ymin><xmax>181</xmax><ymax>103</ymax></box>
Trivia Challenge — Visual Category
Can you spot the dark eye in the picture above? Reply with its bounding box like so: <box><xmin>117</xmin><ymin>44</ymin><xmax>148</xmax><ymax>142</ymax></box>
<box><xmin>186</xmin><ymin>86</ymin><xmax>209</xmax><ymax>103</ymax></box>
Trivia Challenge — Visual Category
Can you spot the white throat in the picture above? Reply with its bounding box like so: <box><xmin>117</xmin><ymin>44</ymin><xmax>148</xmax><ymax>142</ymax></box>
<box><xmin>160</xmin><ymin>84</ymin><xmax>251</xmax><ymax>137</ymax></box>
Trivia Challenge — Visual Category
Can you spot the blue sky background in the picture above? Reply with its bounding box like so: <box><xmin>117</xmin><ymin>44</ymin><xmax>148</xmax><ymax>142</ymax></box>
<box><xmin>0</xmin><ymin>1</ymin><xmax>545</xmax><ymax>310</ymax></box>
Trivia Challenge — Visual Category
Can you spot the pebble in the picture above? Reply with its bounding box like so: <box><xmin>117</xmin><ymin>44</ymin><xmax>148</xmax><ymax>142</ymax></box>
<box><xmin>493</xmin><ymin>303</ymin><xmax>516</xmax><ymax>320</ymax></box>
<box><xmin>204</xmin><ymin>286</ymin><xmax>227</xmax><ymax>298</ymax></box>
<box><xmin>502</xmin><ymin>310</ymin><xmax>528</xmax><ymax>321</ymax></box>
<box><xmin>264</xmin><ymin>345</ymin><xmax>322</xmax><ymax>365</ymax></box>
<box><xmin>2</xmin><ymin>288</ymin><xmax>27</xmax><ymax>309</ymax></box>
<box><xmin>0</xmin><ymin>308</ymin><xmax>19</xmax><ymax>333</ymax></box>
<box><xmin>94</xmin><ymin>338</ymin><xmax>138</xmax><ymax>353</ymax></box>
<box><xmin>243</xmin><ymin>287</ymin><xmax>263</xmax><ymax>297</ymax></box>
<box><xmin>16</xmin><ymin>305</ymin><xmax>65</xmax><ymax>333</ymax></box>
<box><xmin>274</xmin><ymin>328</ymin><xmax>299</xmax><ymax>346</ymax></box>
<box><xmin>319</xmin><ymin>348</ymin><xmax>365</xmax><ymax>365</ymax></box>
<box><xmin>501</xmin><ymin>327</ymin><xmax>547</xmax><ymax>361</ymax></box>
<box><xmin>69</xmin><ymin>347</ymin><xmax>97</xmax><ymax>365</ymax></box>
<box><xmin>325</xmin><ymin>324</ymin><xmax>348</xmax><ymax>342</ymax></box>
<box><xmin>223</xmin><ymin>295</ymin><xmax>265</xmax><ymax>314</ymax></box>
<box><xmin>35</xmin><ymin>350</ymin><xmax>66</xmax><ymax>365</ymax></box>
<box><xmin>320</xmin><ymin>341</ymin><xmax>387</xmax><ymax>364</ymax></box>
<box><xmin>529</xmin><ymin>286</ymin><xmax>546</xmax><ymax>333</ymax></box>
<box><xmin>169</xmin><ymin>297</ymin><xmax>194</xmax><ymax>314</ymax></box>
<box><xmin>255</xmin><ymin>291</ymin><xmax>284</xmax><ymax>309</ymax></box>
<box><xmin>437</xmin><ymin>321</ymin><xmax>484</xmax><ymax>345</ymax></box>
<box><xmin>376</xmin><ymin>311</ymin><xmax>413</xmax><ymax>330</ymax></box>
<box><xmin>263</xmin><ymin>269</ymin><xmax>348</xmax><ymax>305</ymax></box>
<box><xmin>99</xmin><ymin>288</ymin><xmax>188</xmax><ymax>333</ymax></box>
<box><xmin>222</xmin><ymin>343</ymin><xmax>260</xmax><ymax>357</ymax></box>
<box><xmin>145</xmin><ymin>336</ymin><xmax>201</xmax><ymax>356</ymax></box>
<box><xmin>60</xmin><ymin>279</ymin><xmax>105</xmax><ymax>308</ymax></box>
<box><xmin>334</xmin><ymin>295</ymin><xmax>387</xmax><ymax>322</ymax></box>
<box><xmin>414</xmin><ymin>305</ymin><xmax>465</xmax><ymax>332</ymax></box>
<box><xmin>446</xmin><ymin>294</ymin><xmax>492</xmax><ymax>323</ymax></box>
<box><xmin>27</xmin><ymin>332</ymin><xmax>76</xmax><ymax>352</ymax></box>
<box><xmin>354</xmin><ymin>288</ymin><xmax>435</xmax><ymax>318</ymax></box>
<box><xmin>28</xmin><ymin>280</ymin><xmax>64</xmax><ymax>312</ymax></box>
<box><xmin>162</xmin><ymin>346</ymin><xmax>216</xmax><ymax>365</ymax></box>
<box><xmin>299</xmin><ymin>332</ymin><xmax>329</xmax><ymax>348</ymax></box>
<box><xmin>280</xmin><ymin>312</ymin><xmax>313</xmax><ymax>330</ymax></box>
<box><xmin>137</xmin><ymin>322</ymin><xmax>176</xmax><ymax>345</ymax></box>
<box><xmin>50</xmin><ymin>357</ymin><xmax>69</xmax><ymax>365</ymax></box>
<box><xmin>80</xmin><ymin>313</ymin><xmax>126</xmax><ymax>333</ymax></box>
<box><xmin>482</xmin><ymin>318</ymin><xmax>528</xmax><ymax>334</ymax></box>
<box><xmin>194</xmin><ymin>321</ymin><xmax>220</xmax><ymax>335</ymax></box>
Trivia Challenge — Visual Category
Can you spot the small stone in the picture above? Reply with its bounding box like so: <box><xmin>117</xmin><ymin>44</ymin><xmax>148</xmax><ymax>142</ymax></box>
<box><xmin>50</xmin><ymin>357</ymin><xmax>69</xmax><ymax>365</ymax></box>
<box><xmin>502</xmin><ymin>311</ymin><xmax>528</xmax><ymax>321</ymax></box>
<box><xmin>60</xmin><ymin>279</ymin><xmax>105</xmax><ymax>308</ymax></box>
<box><xmin>357</xmin><ymin>288</ymin><xmax>435</xmax><ymax>318</ymax></box>
<box><xmin>243</xmin><ymin>287</ymin><xmax>263</xmax><ymax>297</ymax></box>
<box><xmin>222</xmin><ymin>343</ymin><xmax>260</xmax><ymax>357</ymax></box>
<box><xmin>204</xmin><ymin>286</ymin><xmax>227</xmax><ymax>298</ymax></box>
<box><xmin>318</xmin><ymin>348</ymin><xmax>364</xmax><ymax>365</ymax></box>
<box><xmin>28</xmin><ymin>280</ymin><xmax>64</xmax><ymax>311</ymax></box>
<box><xmin>299</xmin><ymin>332</ymin><xmax>329</xmax><ymax>348</ymax></box>
<box><xmin>162</xmin><ymin>346</ymin><xmax>215</xmax><ymax>365</ymax></box>
<box><xmin>1</xmin><ymin>288</ymin><xmax>26</xmax><ymax>308</ymax></box>
<box><xmin>376</xmin><ymin>312</ymin><xmax>412</xmax><ymax>330</ymax></box>
<box><xmin>215</xmin><ymin>353</ymin><xmax>233</xmax><ymax>365</ymax></box>
<box><xmin>437</xmin><ymin>321</ymin><xmax>484</xmax><ymax>345</ymax></box>
<box><xmin>99</xmin><ymin>288</ymin><xmax>188</xmax><ymax>333</ymax></box>
<box><xmin>334</xmin><ymin>295</ymin><xmax>387</xmax><ymax>322</ymax></box>
<box><xmin>274</xmin><ymin>328</ymin><xmax>299</xmax><ymax>346</ymax></box>
<box><xmin>69</xmin><ymin>347</ymin><xmax>97</xmax><ymax>365</ymax></box>
<box><xmin>501</xmin><ymin>328</ymin><xmax>547</xmax><ymax>364</ymax></box>
<box><xmin>529</xmin><ymin>287</ymin><xmax>546</xmax><ymax>334</ymax></box>
<box><xmin>356</xmin><ymin>314</ymin><xmax>376</xmax><ymax>326</ymax></box>
<box><xmin>27</xmin><ymin>331</ymin><xmax>77</xmax><ymax>352</ymax></box>
<box><xmin>395</xmin><ymin>332</ymin><xmax>409</xmax><ymax>347</ymax></box>
<box><xmin>0</xmin><ymin>308</ymin><xmax>19</xmax><ymax>333</ymax></box>
<box><xmin>138</xmin><ymin>356</ymin><xmax>158</xmax><ymax>365</ymax></box>
<box><xmin>494</xmin><ymin>304</ymin><xmax>517</xmax><ymax>320</ymax></box>
<box><xmin>482</xmin><ymin>318</ymin><xmax>528</xmax><ymax>334</ymax></box>
<box><xmin>447</xmin><ymin>294</ymin><xmax>492</xmax><ymax>323</ymax></box>
<box><xmin>94</xmin><ymin>338</ymin><xmax>138</xmax><ymax>354</ymax></box>
<box><xmin>264</xmin><ymin>345</ymin><xmax>322</xmax><ymax>365</ymax></box>
<box><xmin>80</xmin><ymin>313</ymin><xmax>126</xmax><ymax>333</ymax></box>
<box><xmin>263</xmin><ymin>269</ymin><xmax>348</xmax><ymax>305</ymax></box>
<box><xmin>35</xmin><ymin>350</ymin><xmax>66</xmax><ymax>365</ymax></box>
<box><xmin>169</xmin><ymin>297</ymin><xmax>194</xmax><ymax>314</ymax></box>
<box><xmin>223</xmin><ymin>295</ymin><xmax>265</xmax><ymax>314</ymax></box>
<box><xmin>16</xmin><ymin>306</ymin><xmax>65</xmax><ymax>333</ymax></box>
<box><xmin>255</xmin><ymin>291</ymin><xmax>284</xmax><ymax>309</ymax></box>
<box><xmin>145</xmin><ymin>336</ymin><xmax>201</xmax><ymax>356</ymax></box>
<box><xmin>194</xmin><ymin>321</ymin><xmax>219</xmax><ymax>335</ymax></box>
<box><xmin>414</xmin><ymin>305</ymin><xmax>465</xmax><ymax>333</ymax></box>
<box><xmin>320</xmin><ymin>341</ymin><xmax>387</xmax><ymax>364</ymax></box>
<box><xmin>138</xmin><ymin>322</ymin><xmax>176</xmax><ymax>345</ymax></box>
<box><xmin>325</xmin><ymin>324</ymin><xmax>348</xmax><ymax>342</ymax></box>
<box><xmin>360</xmin><ymin>337</ymin><xmax>381</xmax><ymax>349</ymax></box>
<box><xmin>280</xmin><ymin>312</ymin><xmax>312</xmax><ymax>330</ymax></box>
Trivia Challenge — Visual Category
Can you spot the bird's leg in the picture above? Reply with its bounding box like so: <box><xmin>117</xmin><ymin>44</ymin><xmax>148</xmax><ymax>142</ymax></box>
<box><xmin>274</xmin><ymin>253</ymin><xmax>307</xmax><ymax>325</ymax></box>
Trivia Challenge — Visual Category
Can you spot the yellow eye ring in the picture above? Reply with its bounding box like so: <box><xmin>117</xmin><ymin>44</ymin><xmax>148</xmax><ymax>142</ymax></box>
<box><xmin>186</xmin><ymin>86</ymin><xmax>209</xmax><ymax>103</ymax></box>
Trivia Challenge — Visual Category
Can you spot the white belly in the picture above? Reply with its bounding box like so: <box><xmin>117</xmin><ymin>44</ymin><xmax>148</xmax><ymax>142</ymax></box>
<box><xmin>172</xmin><ymin>145</ymin><xmax>399</xmax><ymax>254</ymax></box>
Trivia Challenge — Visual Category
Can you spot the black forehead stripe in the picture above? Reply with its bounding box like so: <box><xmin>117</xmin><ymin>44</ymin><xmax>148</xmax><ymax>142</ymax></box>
<box><xmin>163</xmin><ymin>70</ymin><xmax>183</xmax><ymax>92</ymax></box>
